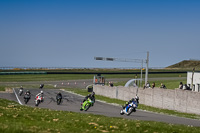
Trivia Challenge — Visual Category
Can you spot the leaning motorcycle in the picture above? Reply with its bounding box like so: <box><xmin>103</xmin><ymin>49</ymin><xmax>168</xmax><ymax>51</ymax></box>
<box><xmin>24</xmin><ymin>93</ymin><xmax>31</xmax><ymax>104</ymax></box>
<box><xmin>35</xmin><ymin>95</ymin><xmax>43</xmax><ymax>106</ymax></box>
<box><xmin>120</xmin><ymin>101</ymin><xmax>138</xmax><ymax>116</ymax></box>
<box><xmin>56</xmin><ymin>96</ymin><xmax>62</xmax><ymax>105</ymax></box>
<box><xmin>80</xmin><ymin>98</ymin><xmax>94</xmax><ymax>111</ymax></box>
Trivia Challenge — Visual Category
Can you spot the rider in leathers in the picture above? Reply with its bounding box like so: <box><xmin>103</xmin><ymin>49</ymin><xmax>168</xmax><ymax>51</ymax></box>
<box><xmin>56</xmin><ymin>92</ymin><xmax>62</xmax><ymax>100</ymax></box>
<box><xmin>82</xmin><ymin>92</ymin><xmax>95</xmax><ymax>106</ymax></box>
<box><xmin>35</xmin><ymin>91</ymin><xmax>44</xmax><ymax>102</ymax></box>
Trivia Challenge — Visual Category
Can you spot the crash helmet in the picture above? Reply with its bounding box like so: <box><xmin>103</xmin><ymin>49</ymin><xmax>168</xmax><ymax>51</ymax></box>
<box><xmin>131</xmin><ymin>98</ymin><xmax>135</xmax><ymax>102</ymax></box>
<box><xmin>125</xmin><ymin>102</ymin><xmax>129</xmax><ymax>105</ymax></box>
<box><xmin>40</xmin><ymin>91</ymin><xmax>43</xmax><ymax>94</ymax></box>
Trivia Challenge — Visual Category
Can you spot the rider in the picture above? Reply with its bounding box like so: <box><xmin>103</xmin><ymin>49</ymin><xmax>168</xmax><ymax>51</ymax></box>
<box><xmin>122</xmin><ymin>98</ymin><xmax>138</xmax><ymax>113</ymax></box>
<box><xmin>24</xmin><ymin>90</ymin><xmax>31</xmax><ymax>99</ymax></box>
<box><xmin>56</xmin><ymin>92</ymin><xmax>62</xmax><ymax>100</ymax></box>
<box><xmin>122</xmin><ymin>96</ymin><xmax>138</xmax><ymax>109</ymax></box>
<box><xmin>82</xmin><ymin>92</ymin><xmax>95</xmax><ymax>106</ymax></box>
<box><xmin>39</xmin><ymin>84</ymin><xmax>44</xmax><ymax>89</ymax></box>
<box><xmin>36</xmin><ymin>91</ymin><xmax>44</xmax><ymax>102</ymax></box>
<box><xmin>19</xmin><ymin>86</ymin><xmax>23</xmax><ymax>91</ymax></box>
<box><xmin>135</xmin><ymin>95</ymin><xmax>139</xmax><ymax>104</ymax></box>
<box><xmin>122</xmin><ymin>99</ymin><xmax>132</xmax><ymax>109</ymax></box>
<box><xmin>24</xmin><ymin>90</ymin><xmax>31</xmax><ymax>95</ymax></box>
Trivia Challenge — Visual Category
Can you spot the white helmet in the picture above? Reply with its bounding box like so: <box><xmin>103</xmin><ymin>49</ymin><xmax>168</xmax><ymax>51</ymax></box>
<box><xmin>40</xmin><ymin>91</ymin><xmax>43</xmax><ymax>94</ymax></box>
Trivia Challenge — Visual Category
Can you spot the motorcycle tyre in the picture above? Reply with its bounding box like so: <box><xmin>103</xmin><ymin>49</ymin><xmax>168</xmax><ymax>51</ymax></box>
<box><xmin>24</xmin><ymin>98</ymin><xmax>29</xmax><ymax>104</ymax></box>
<box><xmin>57</xmin><ymin>99</ymin><xmax>61</xmax><ymax>105</ymax></box>
<box><xmin>35</xmin><ymin>100</ymin><xmax>40</xmax><ymax>106</ymax></box>
<box><xmin>120</xmin><ymin>110</ymin><xmax>124</xmax><ymax>115</ymax></box>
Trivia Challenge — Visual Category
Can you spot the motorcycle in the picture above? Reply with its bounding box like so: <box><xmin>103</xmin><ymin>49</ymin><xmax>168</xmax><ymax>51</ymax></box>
<box><xmin>39</xmin><ymin>84</ymin><xmax>44</xmax><ymax>89</ymax></box>
<box><xmin>56</xmin><ymin>95</ymin><xmax>62</xmax><ymax>105</ymax></box>
<box><xmin>35</xmin><ymin>95</ymin><xmax>43</xmax><ymax>106</ymax></box>
<box><xmin>18</xmin><ymin>88</ymin><xmax>23</xmax><ymax>96</ymax></box>
<box><xmin>120</xmin><ymin>101</ymin><xmax>138</xmax><ymax>116</ymax></box>
<box><xmin>80</xmin><ymin>98</ymin><xmax>94</xmax><ymax>111</ymax></box>
<box><xmin>24</xmin><ymin>93</ymin><xmax>31</xmax><ymax>104</ymax></box>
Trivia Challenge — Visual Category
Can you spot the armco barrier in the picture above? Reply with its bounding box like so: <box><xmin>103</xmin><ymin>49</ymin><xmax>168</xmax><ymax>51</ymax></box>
<box><xmin>93</xmin><ymin>85</ymin><xmax>200</xmax><ymax>115</ymax></box>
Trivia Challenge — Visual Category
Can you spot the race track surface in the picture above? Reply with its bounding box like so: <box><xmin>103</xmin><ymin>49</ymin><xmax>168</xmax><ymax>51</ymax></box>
<box><xmin>1</xmin><ymin>88</ymin><xmax>200</xmax><ymax>127</ymax></box>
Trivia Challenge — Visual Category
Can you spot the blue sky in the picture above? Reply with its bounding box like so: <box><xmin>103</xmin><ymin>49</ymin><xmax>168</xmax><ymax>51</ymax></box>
<box><xmin>0</xmin><ymin>0</ymin><xmax>200</xmax><ymax>68</ymax></box>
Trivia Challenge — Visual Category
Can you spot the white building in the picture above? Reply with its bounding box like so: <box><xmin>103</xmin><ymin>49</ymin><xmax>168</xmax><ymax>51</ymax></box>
<box><xmin>187</xmin><ymin>72</ymin><xmax>200</xmax><ymax>92</ymax></box>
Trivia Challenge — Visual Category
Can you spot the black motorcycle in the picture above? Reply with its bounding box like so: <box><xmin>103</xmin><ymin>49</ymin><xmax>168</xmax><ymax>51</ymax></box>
<box><xmin>24</xmin><ymin>93</ymin><xmax>31</xmax><ymax>104</ymax></box>
<box><xmin>56</xmin><ymin>95</ymin><xmax>62</xmax><ymax>105</ymax></box>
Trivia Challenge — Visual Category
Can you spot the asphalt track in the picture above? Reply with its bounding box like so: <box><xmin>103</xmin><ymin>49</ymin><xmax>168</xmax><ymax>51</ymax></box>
<box><xmin>1</xmin><ymin>88</ymin><xmax>200</xmax><ymax>127</ymax></box>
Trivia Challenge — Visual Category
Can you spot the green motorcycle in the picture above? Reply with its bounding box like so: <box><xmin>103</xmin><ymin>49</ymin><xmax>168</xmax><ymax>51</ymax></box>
<box><xmin>80</xmin><ymin>98</ymin><xmax>94</xmax><ymax>111</ymax></box>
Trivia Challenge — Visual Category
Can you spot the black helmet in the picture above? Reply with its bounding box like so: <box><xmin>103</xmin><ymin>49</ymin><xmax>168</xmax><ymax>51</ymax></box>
<box><xmin>131</xmin><ymin>98</ymin><xmax>135</xmax><ymax>101</ymax></box>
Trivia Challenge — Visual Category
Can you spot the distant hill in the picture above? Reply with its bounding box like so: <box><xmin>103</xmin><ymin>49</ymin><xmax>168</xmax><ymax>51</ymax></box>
<box><xmin>167</xmin><ymin>60</ymin><xmax>200</xmax><ymax>69</ymax></box>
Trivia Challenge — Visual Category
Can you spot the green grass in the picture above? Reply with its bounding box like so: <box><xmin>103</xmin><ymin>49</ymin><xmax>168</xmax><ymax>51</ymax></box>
<box><xmin>64</xmin><ymin>88</ymin><xmax>200</xmax><ymax>120</ymax></box>
<box><xmin>0</xmin><ymin>86</ymin><xmax>5</xmax><ymax>91</ymax></box>
<box><xmin>0</xmin><ymin>74</ymin><xmax>94</xmax><ymax>82</ymax></box>
<box><xmin>0</xmin><ymin>73</ymin><xmax>186</xmax><ymax>82</ymax></box>
<box><xmin>0</xmin><ymin>98</ymin><xmax>200</xmax><ymax>133</ymax></box>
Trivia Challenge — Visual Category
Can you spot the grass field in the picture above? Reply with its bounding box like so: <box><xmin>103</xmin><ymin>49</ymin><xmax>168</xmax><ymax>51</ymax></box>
<box><xmin>0</xmin><ymin>86</ymin><xmax>5</xmax><ymax>91</ymax></box>
<box><xmin>1</xmin><ymin>98</ymin><xmax>200</xmax><ymax>133</ymax></box>
<box><xmin>0</xmin><ymin>73</ymin><xmax>186</xmax><ymax>82</ymax></box>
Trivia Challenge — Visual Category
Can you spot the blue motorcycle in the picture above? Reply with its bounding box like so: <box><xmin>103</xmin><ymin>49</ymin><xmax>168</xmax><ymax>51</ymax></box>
<box><xmin>120</xmin><ymin>100</ymin><xmax>138</xmax><ymax>116</ymax></box>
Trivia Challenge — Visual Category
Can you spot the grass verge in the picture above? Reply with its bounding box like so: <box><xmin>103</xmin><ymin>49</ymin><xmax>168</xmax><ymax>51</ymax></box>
<box><xmin>63</xmin><ymin>88</ymin><xmax>200</xmax><ymax>120</ymax></box>
<box><xmin>0</xmin><ymin>73</ymin><xmax>186</xmax><ymax>82</ymax></box>
<box><xmin>0</xmin><ymin>98</ymin><xmax>200</xmax><ymax>133</ymax></box>
<box><xmin>0</xmin><ymin>86</ymin><xmax>5</xmax><ymax>91</ymax></box>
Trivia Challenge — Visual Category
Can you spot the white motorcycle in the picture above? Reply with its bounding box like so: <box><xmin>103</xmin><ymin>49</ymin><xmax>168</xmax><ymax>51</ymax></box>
<box><xmin>120</xmin><ymin>101</ymin><xmax>137</xmax><ymax>116</ymax></box>
<box><xmin>35</xmin><ymin>95</ymin><xmax>43</xmax><ymax>106</ymax></box>
<box><xmin>18</xmin><ymin>88</ymin><xmax>23</xmax><ymax>96</ymax></box>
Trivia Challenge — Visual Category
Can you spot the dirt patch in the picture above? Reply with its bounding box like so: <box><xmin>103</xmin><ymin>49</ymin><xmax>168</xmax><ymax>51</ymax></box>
<box><xmin>2</xmin><ymin>88</ymin><xmax>13</xmax><ymax>93</ymax></box>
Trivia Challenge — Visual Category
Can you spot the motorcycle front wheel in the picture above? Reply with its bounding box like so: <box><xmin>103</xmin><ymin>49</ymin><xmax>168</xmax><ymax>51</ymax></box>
<box><xmin>35</xmin><ymin>100</ymin><xmax>40</xmax><ymax>106</ymax></box>
<box><xmin>57</xmin><ymin>99</ymin><xmax>61</xmax><ymax>105</ymax></box>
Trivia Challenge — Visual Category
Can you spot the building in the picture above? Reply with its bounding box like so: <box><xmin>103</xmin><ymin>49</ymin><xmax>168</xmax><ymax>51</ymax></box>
<box><xmin>187</xmin><ymin>71</ymin><xmax>200</xmax><ymax>92</ymax></box>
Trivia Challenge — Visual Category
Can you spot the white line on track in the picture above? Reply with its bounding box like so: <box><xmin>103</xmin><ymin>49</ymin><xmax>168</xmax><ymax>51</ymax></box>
<box><xmin>13</xmin><ymin>88</ymin><xmax>23</xmax><ymax>105</ymax></box>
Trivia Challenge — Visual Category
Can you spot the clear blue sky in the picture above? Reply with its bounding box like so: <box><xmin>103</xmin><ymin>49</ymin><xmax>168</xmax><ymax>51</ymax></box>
<box><xmin>0</xmin><ymin>0</ymin><xmax>200</xmax><ymax>68</ymax></box>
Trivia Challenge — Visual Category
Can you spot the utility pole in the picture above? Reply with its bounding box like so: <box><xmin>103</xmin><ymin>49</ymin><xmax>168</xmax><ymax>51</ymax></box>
<box><xmin>145</xmin><ymin>51</ymin><xmax>149</xmax><ymax>86</ymax></box>
<box><xmin>140</xmin><ymin>60</ymin><xmax>143</xmax><ymax>87</ymax></box>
